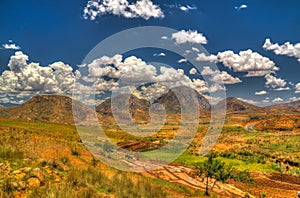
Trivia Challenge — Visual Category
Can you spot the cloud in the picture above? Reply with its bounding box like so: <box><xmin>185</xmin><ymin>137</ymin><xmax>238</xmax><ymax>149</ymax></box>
<box><xmin>210</xmin><ymin>71</ymin><xmax>242</xmax><ymax>85</ymax></box>
<box><xmin>244</xmin><ymin>71</ymin><xmax>272</xmax><ymax>77</ymax></box>
<box><xmin>261</xmin><ymin>97</ymin><xmax>270</xmax><ymax>103</ymax></box>
<box><xmin>0</xmin><ymin>52</ymin><xmax>223</xmax><ymax>105</ymax></box>
<box><xmin>209</xmin><ymin>83</ymin><xmax>226</xmax><ymax>92</ymax></box>
<box><xmin>92</xmin><ymin>78</ymin><xmax>118</xmax><ymax>91</ymax></box>
<box><xmin>85</xmin><ymin>54</ymin><xmax>212</xmax><ymax>94</ymax></box>
<box><xmin>83</xmin><ymin>0</ymin><xmax>164</xmax><ymax>20</ymax></box>
<box><xmin>272</xmin><ymin>97</ymin><xmax>284</xmax><ymax>103</ymax></box>
<box><xmin>255</xmin><ymin>90</ymin><xmax>267</xmax><ymax>95</ymax></box>
<box><xmin>2</xmin><ymin>43</ymin><xmax>21</xmax><ymax>50</ymax></box>
<box><xmin>200</xmin><ymin>66</ymin><xmax>242</xmax><ymax>85</ymax></box>
<box><xmin>196</xmin><ymin>50</ymin><xmax>279</xmax><ymax>77</ymax></box>
<box><xmin>234</xmin><ymin>4</ymin><xmax>247</xmax><ymax>11</ymax></box>
<box><xmin>136</xmin><ymin>83</ymin><xmax>169</xmax><ymax>100</ymax></box>
<box><xmin>237</xmin><ymin>97</ymin><xmax>259</xmax><ymax>105</ymax></box>
<box><xmin>0</xmin><ymin>51</ymin><xmax>85</xmax><ymax>105</ymax></box>
<box><xmin>203</xmin><ymin>95</ymin><xmax>223</xmax><ymax>105</ymax></box>
<box><xmin>0</xmin><ymin>51</ymin><xmax>77</xmax><ymax>94</ymax></box>
<box><xmin>178</xmin><ymin>58</ymin><xmax>187</xmax><ymax>63</ymax></box>
<box><xmin>289</xmin><ymin>96</ymin><xmax>300</xmax><ymax>102</ymax></box>
<box><xmin>153</xmin><ymin>52</ymin><xmax>166</xmax><ymax>57</ymax></box>
<box><xmin>171</xmin><ymin>30</ymin><xmax>207</xmax><ymax>45</ymax></box>
<box><xmin>77</xmin><ymin>63</ymin><xmax>87</xmax><ymax>68</ymax></box>
<box><xmin>179</xmin><ymin>5</ymin><xmax>197</xmax><ymax>12</ymax></box>
<box><xmin>275</xmin><ymin>87</ymin><xmax>290</xmax><ymax>91</ymax></box>
<box><xmin>189</xmin><ymin>68</ymin><xmax>197</xmax><ymax>75</ymax></box>
<box><xmin>192</xmin><ymin>47</ymin><xmax>200</xmax><ymax>52</ymax></box>
<box><xmin>191</xmin><ymin>79</ymin><xmax>209</xmax><ymax>93</ymax></box>
<box><xmin>87</xmin><ymin>54</ymin><xmax>157</xmax><ymax>83</ymax></box>
<box><xmin>200</xmin><ymin>66</ymin><xmax>216</xmax><ymax>75</ymax></box>
<box><xmin>161</xmin><ymin>36</ymin><xmax>169</xmax><ymax>40</ymax></box>
<box><xmin>264</xmin><ymin>74</ymin><xmax>286</xmax><ymax>88</ymax></box>
<box><xmin>295</xmin><ymin>83</ymin><xmax>300</xmax><ymax>93</ymax></box>
<box><xmin>165</xmin><ymin>4</ymin><xmax>197</xmax><ymax>12</ymax></box>
<box><xmin>263</xmin><ymin>38</ymin><xmax>300</xmax><ymax>62</ymax></box>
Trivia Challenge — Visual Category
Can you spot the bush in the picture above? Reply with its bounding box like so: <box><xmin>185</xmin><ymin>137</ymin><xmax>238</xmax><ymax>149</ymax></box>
<box><xmin>71</xmin><ymin>148</ymin><xmax>79</xmax><ymax>156</ymax></box>
<box><xmin>1</xmin><ymin>178</ymin><xmax>17</xmax><ymax>196</ymax></box>
<box><xmin>219</xmin><ymin>151</ymin><xmax>236</xmax><ymax>159</ymax></box>
<box><xmin>60</xmin><ymin>156</ymin><xmax>70</xmax><ymax>165</ymax></box>
<box><xmin>244</xmin><ymin>193</ymin><xmax>250</xmax><ymax>198</ymax></box>
<box><xmin>232</xmin><ymin>171</ymin><xmax>254</xmax><ymax>184</ymax></box>
<box><xmin>0</xmin><ymin>145</ymin><xmax>24</xmax><ymax>161</ymax></box>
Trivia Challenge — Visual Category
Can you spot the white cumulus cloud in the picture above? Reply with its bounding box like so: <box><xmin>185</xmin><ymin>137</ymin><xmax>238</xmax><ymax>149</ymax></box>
<box><xmin>171</xmin><ymin>30</ymin><xmax>207</xmax><ymax>45</ymax></box>
<box><xmin>200</xmin><ymin>66</ymin><xmax>242</xmax><ymax>85</ymax></box>
<box><xmin>196</xmin><ymin>50</ymin><xmax>279</xmax><ymax>77</ymax></box>
<box><xmin>295</xmin><ymin>83</ymin><xmax>300</xmax><ymax>93</ymax></box>
<box><xmin>263</xmin><ymin>38</ymin><xmax>300</xmax><ymax>62</ymax></box>
<box><xmin>0</xmin><ymin>51</ymin><xmax>76</xmax><ymax>93</ymax></box>
<box><xmin>189</xmin><ymin>68</ymin><xmax>197</xmax><ymax>75</ymax></box>
<box><xmin>265</xmin><ymin>74</ymin><xmax>286</xmax><ymax>88</ymax></box>
<box><xmin>83</xmin><ymin>0</ymin><xmax>164</xmax><ymax>20</ymax></box>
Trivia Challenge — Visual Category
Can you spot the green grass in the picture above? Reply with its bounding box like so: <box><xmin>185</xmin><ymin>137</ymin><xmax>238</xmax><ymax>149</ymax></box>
<box><xmin>222</xmin><ymin>126</ymin><xmax>248</xmax><ymax>133</ymax></box>
<box><xmin>146</xmin><ymin>177</ymin><xmax>195</xmax><ymax>195</ymax></box>
<box><xmin>175</xmin><ymin>153</ymin><xmax>275</xmax><ymax>172</ymax></box>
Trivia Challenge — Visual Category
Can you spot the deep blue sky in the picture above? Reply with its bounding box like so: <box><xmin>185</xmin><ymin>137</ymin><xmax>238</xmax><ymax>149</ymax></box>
<box><xmin>0</xmin><ymin>0</ymin><xmax>300</xmax><ymax>105</ymax></box>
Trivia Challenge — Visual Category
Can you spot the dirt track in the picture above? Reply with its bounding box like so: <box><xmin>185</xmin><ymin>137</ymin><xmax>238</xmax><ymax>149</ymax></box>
<box><xmin>121</xmin><ymin>159</ymin><xmax>300</xmax><ymax>197</ymax></box>
<box><xmin>122</xmin><ymin>159</ymin><xmax>248</xmax><ymax>197</ymax></box>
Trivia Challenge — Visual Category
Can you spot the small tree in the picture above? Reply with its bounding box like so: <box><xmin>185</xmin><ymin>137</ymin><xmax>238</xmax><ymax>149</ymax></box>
<box><xmin>197</xmin><ymin>153</ymin><xmax>233</xmax><ymax>196</ymax></box>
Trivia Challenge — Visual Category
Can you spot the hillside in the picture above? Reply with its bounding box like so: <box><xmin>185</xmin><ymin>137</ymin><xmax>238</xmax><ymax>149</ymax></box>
<box><xmin>97</xmin><ymin>87</ymin><xmax>211</xmax><ymax>120</ymax></box>
<box><xmin>153</xmin><ymin>86</ymin><xmax>211</xmax><ymax>114</ymax></box>
<box><xmin>266</xmin><ymin>100</ymin><xmax>300</xmax><ymax>113</ymax></box>
<box><xmin>96</xmin><ymin>94</ymin><xmax>151</xmax><ymax>123</ymax></box>
<box><xmin>215</xmin><ymin>97</ymin><xmax>264</xmax><ymax>114</ymax></box>
<box><xmin>0</xmin><ymin>95</ymin><xmax>94</xmax><ymax>124</ymax></box>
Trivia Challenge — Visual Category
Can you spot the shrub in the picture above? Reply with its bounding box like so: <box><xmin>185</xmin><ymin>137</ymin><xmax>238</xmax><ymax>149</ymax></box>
<box><xmin>232</xmin><ymin>171</ymin><xmax>254</xmax><ymax>184</ymax></box>
<box><xmin>0</xmin><ymin>145</ymin><xmax>24</xmax><ymax>161</ymax></box>
<box><xmin>60</xmin><ymin>156</ymin><xmax>70</xmax><ymax>165</ymax></box>
<box><xmin>1</xmin><ymin>178</ymin><xmax>17</xmax><ymax>196</ymax></box>
<box><xmin>71</xmin><ymin>148</ymin><xmax>79</xmax><ymax>156</ymax></box>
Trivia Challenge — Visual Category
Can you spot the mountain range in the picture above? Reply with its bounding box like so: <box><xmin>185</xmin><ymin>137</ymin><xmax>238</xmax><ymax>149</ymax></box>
<box><xmin>1</xmin><ymin>92</ymin><xmax>300</xmax><ymax>124</ymax></box>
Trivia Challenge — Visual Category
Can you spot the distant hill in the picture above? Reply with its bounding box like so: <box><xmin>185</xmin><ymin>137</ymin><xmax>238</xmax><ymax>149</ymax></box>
<box><xmin>0</xmin><ymin>95</ymin><xmax>94</xmax><ymax>124</ymax></box>
<box><xmin>265</xmin><ymin>100</ymin><xmax>300</xmax><ymax>113</ymax></box>
<box><xmin>96</xmin><ymin>86</ymin><xmax>211</xmax><ymax>119</ymax></box>
<box><xmin>153</xmin><ymin>86</ymin><xmax>211</xmax><ymax>115</ymax></box>
<box><xmin>215</xmin><ymin>97</ymin><xmax>264</xmax><ymax>114</ymax></box>
<box><xmin>96</xmin><ymin>94</ymin><xmax>151</xmax><ymax>122</ymax></box>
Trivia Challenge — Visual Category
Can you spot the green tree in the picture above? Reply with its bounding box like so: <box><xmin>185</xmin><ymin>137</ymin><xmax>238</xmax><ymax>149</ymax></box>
<box><xmin>197</xmin><ymin>153</ymin><xmax>233</xmax><ymax>196</ymax></box>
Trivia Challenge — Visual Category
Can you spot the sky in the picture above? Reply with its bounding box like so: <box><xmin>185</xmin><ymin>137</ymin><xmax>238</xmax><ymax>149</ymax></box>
<box><xmin>0</xmin><ymin>0</ymin><xmax>300</xmax><ymax>107</ymax></box>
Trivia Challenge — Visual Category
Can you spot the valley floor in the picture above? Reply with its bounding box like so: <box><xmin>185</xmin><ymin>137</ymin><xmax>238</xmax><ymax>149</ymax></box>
<box><xmin>0</xmin><ymin>113</ymin><xmax>300</xmax><ymax>197</ymax></box>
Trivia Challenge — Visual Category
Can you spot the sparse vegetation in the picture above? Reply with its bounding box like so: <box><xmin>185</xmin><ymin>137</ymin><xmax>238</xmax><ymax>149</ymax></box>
<box><xmin>28</xmin><ymin>167</ymin><xmax>167</xmax><ymax>198</ymax></box>
<box><xmin>0</xmin><ymin>106</ymin><xmax>300</xmax><ymax>197</ymax></box>
<box><xmin>0</xmin><ymin>145</ymin><xmax>24</xmax><ymax>161</ymax></box>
